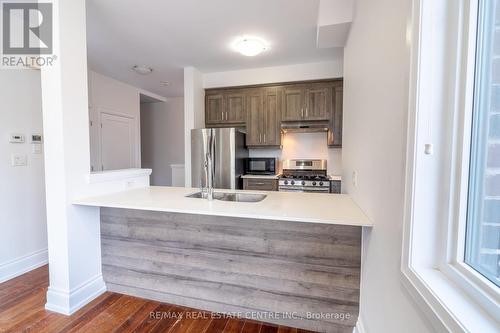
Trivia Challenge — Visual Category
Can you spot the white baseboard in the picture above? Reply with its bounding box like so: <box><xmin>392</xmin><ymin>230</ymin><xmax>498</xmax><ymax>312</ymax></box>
<box><xmin>353</xmin><ymin>317</ymin><xmax>367</xmax><ymax>333</ymax></box>
<box><xmin>45</xmin><ymin>274</ymin><xmax>106</xmax><ymax>315</ymax></box>
<box><xmin>0</xmin><ymin>249</ymin><xmax>48</xmax><ymax>283</ymax></box>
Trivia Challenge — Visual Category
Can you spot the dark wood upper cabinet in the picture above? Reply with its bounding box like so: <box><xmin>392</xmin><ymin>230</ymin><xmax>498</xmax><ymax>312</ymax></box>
<box><xmin>205</xmin><ymin>90</ymin><xmax>246</xmax><ymax>126</ymax></box>
<box><xmin>262</xmin><ymin>87</ymin><xmax>282</xmax><ymax>146</ymax></box>
<box><xmin>205</xmin><ymin>79</ymin><xmax>343</xmax><ymax>148</ymax></box>
<box><xmin>328</xmin><ymin>85</ymin><xmax>343</xmax><ymax>147</ymax></box>
<box><xmin>245</xmin><ymin>88</ymin><xmax>282</xmax><ymax>148</ymax></box>
<box><xmin>282</xmin><ymin>83</ymin><xmax>331</xmax><ymax>122</ymax></box>
<box><xmin>305</xmin><ymin>85</ymin><xmax>330</xmax><ymax>120</ymax></box>
<box><xmin>282</xmin><ymin>87</ymin><xmax>304</xmax><ymax>121</ymax></box>
<box><xmin>245</xmin><ymin>89</ymin><xmax>263</xmax><ymax>146</ymax></box>
<box><xmin>205</xmin><ymin>93</ymin><xmax>224</xmax><ymax>125</ymax></box>
<box><xmin>225</xmin><ymin>91</ymin><xmax>246</xmax><ymax>123</ymax></box>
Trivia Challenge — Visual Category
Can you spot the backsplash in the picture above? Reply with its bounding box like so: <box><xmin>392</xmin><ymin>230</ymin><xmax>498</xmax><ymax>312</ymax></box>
<box><xmin>248</xmin><ymin>132</ymin><xmax>342</xmax><ymax>175</ymax></box>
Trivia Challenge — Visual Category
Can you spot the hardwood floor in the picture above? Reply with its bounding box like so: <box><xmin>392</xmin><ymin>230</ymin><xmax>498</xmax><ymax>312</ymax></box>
<box><xmin>0</xmin><ymin>266</ymin><xmax>317</xmax><ymax>333</ymax></box>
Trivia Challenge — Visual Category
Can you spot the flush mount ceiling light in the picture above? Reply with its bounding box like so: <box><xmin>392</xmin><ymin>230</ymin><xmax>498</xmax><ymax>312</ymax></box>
<box><xmin>232</xmin><ymin>36</ymin><xmax>269</xmax><ymax>57</ymax></box>
<box><xmin>132</xmin><ymin>65</ymin><xmax>153</xmax><ymax>75</ymax></box>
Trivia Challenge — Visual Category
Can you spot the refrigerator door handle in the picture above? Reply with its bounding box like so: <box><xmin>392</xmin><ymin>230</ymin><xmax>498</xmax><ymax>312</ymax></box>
<box><xmin>212</xmin><ymin>130</ymin><xmax>216</xmax><ymax>187</ymax></box>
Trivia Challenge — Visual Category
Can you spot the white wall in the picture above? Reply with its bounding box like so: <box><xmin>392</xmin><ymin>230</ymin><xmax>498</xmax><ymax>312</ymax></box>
<box><xmin>0</xmin><ymin>70</ymin><xmax>48</xmax><ymax>282</ymax></box>
<box><xmin>203</xmin><ymin>60</ymin><xmax>343</xmax><ymax>88</ymax></box>
<box><xmin>249</xmin><ymin>132</ymin><xmax>342</xmax><ymax>176</ymax></box>
<box><xmin>184</xmin><ymin>67</ymin><xmax>205</xmax><ymax>187</ymax></box>
<box><xmin>342</xmin><ymin>0</ymin><xmax>433</xmax><ymax>332</ymax></box>
<box><xmin>316</xmin><ymin>0</ymin><xmax>353</xmax><ymax>48</ymax></box>
<box><xmin>317</xmin><ymin>0</ymin><xmax>353</xmax><ymax>25</ymax></box>
<box><xmin>88</xmin><ymin>70</ymin><xmax>141</xmax><ymax>171</ymax></box>
<box><xmin>141</xmin><ymin>97</ymin><xmax>185</xmax><ymax>186</ymax></box>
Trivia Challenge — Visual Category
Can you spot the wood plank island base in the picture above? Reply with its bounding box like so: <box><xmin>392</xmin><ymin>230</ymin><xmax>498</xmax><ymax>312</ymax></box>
<box><xmin>100</xmin><ymin>208</ymin><xmax>362</xmax><ymax>333</ymax></box>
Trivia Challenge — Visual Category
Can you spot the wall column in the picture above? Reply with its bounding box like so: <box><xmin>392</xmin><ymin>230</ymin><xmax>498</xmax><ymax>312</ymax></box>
<box><xmin>183</xmin><ymin>67</ymin><xmax>205</xmax><ymax>187</ymax></box>
<box><xmin>40</xmin><ymin>0</ymin><xmax>105</xmax><ymax>315</ymax></box>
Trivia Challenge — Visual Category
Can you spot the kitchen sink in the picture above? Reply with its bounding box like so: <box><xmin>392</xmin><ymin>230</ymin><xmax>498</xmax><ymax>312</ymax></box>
<box><xmin>185</xmin><ymin>191</ymin><xmax>267</xmax><ymax>203</ymax></box>
<box><xmin>216</xmin><ymin>192</ymin><xmax>267</xmax><ymax>202</ymax></box>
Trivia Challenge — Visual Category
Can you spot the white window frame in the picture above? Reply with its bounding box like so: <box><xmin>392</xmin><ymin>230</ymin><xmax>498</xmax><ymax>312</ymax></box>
<box><xmin>402</xmin><ymin>0</ymin><xmax>500</xmax><ymax>331</ymax></box>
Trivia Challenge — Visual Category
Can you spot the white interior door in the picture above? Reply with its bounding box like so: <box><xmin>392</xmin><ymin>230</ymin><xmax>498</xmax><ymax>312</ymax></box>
<box><xmin>100</xmin><ymin>112</ymin><xmax>136</xmax><ymax>171</ymax></box>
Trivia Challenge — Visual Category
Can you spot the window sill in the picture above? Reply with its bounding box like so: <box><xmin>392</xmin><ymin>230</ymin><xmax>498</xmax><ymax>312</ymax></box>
<box><xmin>402</xmin><ymin>266</ymin><xmax>499</xmax><ymax>333</ymax></box>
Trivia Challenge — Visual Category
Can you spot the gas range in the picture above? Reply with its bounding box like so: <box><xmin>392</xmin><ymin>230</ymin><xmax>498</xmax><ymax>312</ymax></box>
<box><xmin>278</xmin><ymin>159</ymin><xmax>331</xmax><ymax>193</ymax></box>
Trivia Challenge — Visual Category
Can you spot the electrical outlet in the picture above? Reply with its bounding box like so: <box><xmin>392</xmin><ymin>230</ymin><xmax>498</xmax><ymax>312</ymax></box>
<box><xmin>352</xmin><ymin>171</ymin><xmax>358</xmax><ymax>187</ymax></box>
<box><xmin>11</xmin><ymin>154</ymin><xmax>27</xmax><ymax>166</ymax></box>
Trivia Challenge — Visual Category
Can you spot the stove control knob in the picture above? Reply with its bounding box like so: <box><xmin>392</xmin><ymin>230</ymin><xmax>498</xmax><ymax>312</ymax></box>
<box><xmin>312</xmin><ymin>181</ymin><xmax>317</xmax><ymax>186</ymax></box>
<box><xmin>319</xmin><ymin>181</ymin><xmax>324</xmax><ymax>186</ymax></box>
<box><xmin>291</xmin><ymin>180</ymin><xmax>295</xmax><ymax>185</ymax></box>
<box><xmin>284</xmin><ymin>180</ymin><xmax>289</xmax><ymax>185</ymax></box>
<box><xmin>301</xmin><ymin>181</ymin><xmax>306</xmax><ymax>186</ymax></box>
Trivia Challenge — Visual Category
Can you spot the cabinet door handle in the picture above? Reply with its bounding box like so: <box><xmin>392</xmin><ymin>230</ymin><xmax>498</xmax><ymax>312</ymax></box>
<box><xmin>305</xmin><ymin>108</ymin><xmax>308</xmax><ymax>117</ymax></box>
<box><xmin>259</xmin><ymin>133</ymin><xmax>262</xmax><ymax>143</ymax></box>
<box><xmin>263</xmin><ymin>133</ymin><xmax>266</xmax><ymax>143</ymax></box>
<box><xmin>301</xmin><ymin>108</ymin><xmax>304</xmax><ymax>118</ymax></box>
<box><xmin>226</xmin><ymin>111</ymin><xmax>228</xmax><ymax>120</ymax></box>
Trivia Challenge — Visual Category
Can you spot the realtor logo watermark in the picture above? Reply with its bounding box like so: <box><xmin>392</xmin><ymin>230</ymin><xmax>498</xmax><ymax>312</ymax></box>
<box><xmin>1</xmin><ymin>1</ymin><xmax>56</xmax><ymax>68</ymax></box>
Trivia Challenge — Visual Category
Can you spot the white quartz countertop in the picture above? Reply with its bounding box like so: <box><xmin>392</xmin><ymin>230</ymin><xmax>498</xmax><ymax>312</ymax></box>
<box><xmin>73</xmin><ymin>186</ymin><xmax>372</xmax><ymax>227</ymax></box>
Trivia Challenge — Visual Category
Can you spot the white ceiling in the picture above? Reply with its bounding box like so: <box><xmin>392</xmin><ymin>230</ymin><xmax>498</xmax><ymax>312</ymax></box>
<box><xmin>85</xmin><ymin>0</ymin><xmax>343</xmax><ymax>97</ymax></box>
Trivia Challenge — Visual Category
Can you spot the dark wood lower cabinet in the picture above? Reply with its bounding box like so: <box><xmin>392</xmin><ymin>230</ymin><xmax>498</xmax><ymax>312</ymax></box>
<box><xmin>243</xmin><ymin>178</ymin><xmax>278</xmax><ymax>191</ymax></box>
<box><xmin>331</xmin><ymin>180</ymin><xmax>342</xmax><ymax>194</ymax></box>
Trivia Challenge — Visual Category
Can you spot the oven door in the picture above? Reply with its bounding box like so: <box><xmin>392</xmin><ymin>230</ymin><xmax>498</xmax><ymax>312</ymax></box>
<box><xmin>278</xmin><ymin>186</ymin><xmax>330</xmax><ymax>193</ymax></box>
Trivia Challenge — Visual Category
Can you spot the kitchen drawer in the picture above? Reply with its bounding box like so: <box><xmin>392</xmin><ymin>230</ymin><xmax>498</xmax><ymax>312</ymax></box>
<box><xmin>243</xmin><ymin>178</ymin><xmax>278</xmax><ymax>191</ymax></box>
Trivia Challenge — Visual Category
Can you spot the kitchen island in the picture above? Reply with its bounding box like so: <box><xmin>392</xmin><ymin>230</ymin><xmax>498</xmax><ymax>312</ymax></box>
<box><xmin>74</xmin><ymin>186</ymin><xmax>372</xmax><ymax>333</ymax></box>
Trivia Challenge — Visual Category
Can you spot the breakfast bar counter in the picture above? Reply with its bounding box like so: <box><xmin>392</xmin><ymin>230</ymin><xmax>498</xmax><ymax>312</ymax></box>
<box><xmin>74</xmin><ymin>186</ymin><xmax>371</xmax><ymax>333</ymax></box>
<box><xmin>74</xmin><ymin>186</ymin><xmax>372</xmax><ymax>227</ymax></box>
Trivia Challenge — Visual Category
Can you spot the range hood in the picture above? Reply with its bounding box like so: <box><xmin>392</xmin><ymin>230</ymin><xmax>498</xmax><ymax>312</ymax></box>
<box><xmin>281</xmin><ymin>121</ymin><xmax>329</xmax><ymax>133</ymax></box>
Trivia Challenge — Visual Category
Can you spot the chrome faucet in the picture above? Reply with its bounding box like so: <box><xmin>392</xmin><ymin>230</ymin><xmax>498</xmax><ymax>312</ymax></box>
<box><xmin>203</xmin><ymin>130</ymin><xmax>215</xmax><ymax>201</ymax></box>
<box><xmin>204</xmin><ymin>153</ymin><xmax>214</xmax><ymax>200</ymax></box>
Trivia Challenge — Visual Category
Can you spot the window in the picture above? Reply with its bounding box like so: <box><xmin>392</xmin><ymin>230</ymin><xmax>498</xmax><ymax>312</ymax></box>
<box><xmin>466</xmin><ymin>0</ymin><xmax>500</xmax><ymax>289</ymax></box>
<box><xmin>402</xmin><ymin>0</ymin><xmax>500</xmax><ymax>331</ymax></box>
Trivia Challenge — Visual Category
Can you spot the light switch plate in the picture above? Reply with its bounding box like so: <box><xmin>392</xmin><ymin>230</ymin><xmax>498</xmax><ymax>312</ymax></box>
<box><xmin>9</xmin><ymin>133</ymin><xmax>25</xmax><ymax>143</ymax></box>
<box><xmin>11</xmin><ymin>154</ymin><xmax>27</xmax><ymax>166</ymax></box>
<box><xmin>32</xmin><ymin>143</ymin><xmax>42</xmax><ymax>154</ymax></box>
<box><xmin>31</xmin><ymin>134</ymin><xmax>43</xmax><ymax>143</ymax></box>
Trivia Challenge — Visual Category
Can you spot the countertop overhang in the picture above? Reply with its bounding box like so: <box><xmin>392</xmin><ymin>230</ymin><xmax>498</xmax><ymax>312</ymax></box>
<box><xmin>73</xmin><ymin>186</ymin><xmax>373</xmax><ymax>227</ymax></box>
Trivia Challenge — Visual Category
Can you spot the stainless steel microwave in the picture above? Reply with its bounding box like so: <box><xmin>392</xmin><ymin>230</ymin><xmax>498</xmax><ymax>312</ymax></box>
<box><xmin>244</xmin><ymin>158</ymin><xmax>277</xmax><ymax>175</ymax></box>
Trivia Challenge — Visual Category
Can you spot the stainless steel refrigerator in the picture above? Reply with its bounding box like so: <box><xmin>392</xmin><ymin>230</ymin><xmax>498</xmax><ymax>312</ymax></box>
<box><xmin>191</xmin><ymin>128</ymin><xmax>248</xmax><ymax>190</ymax></box>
